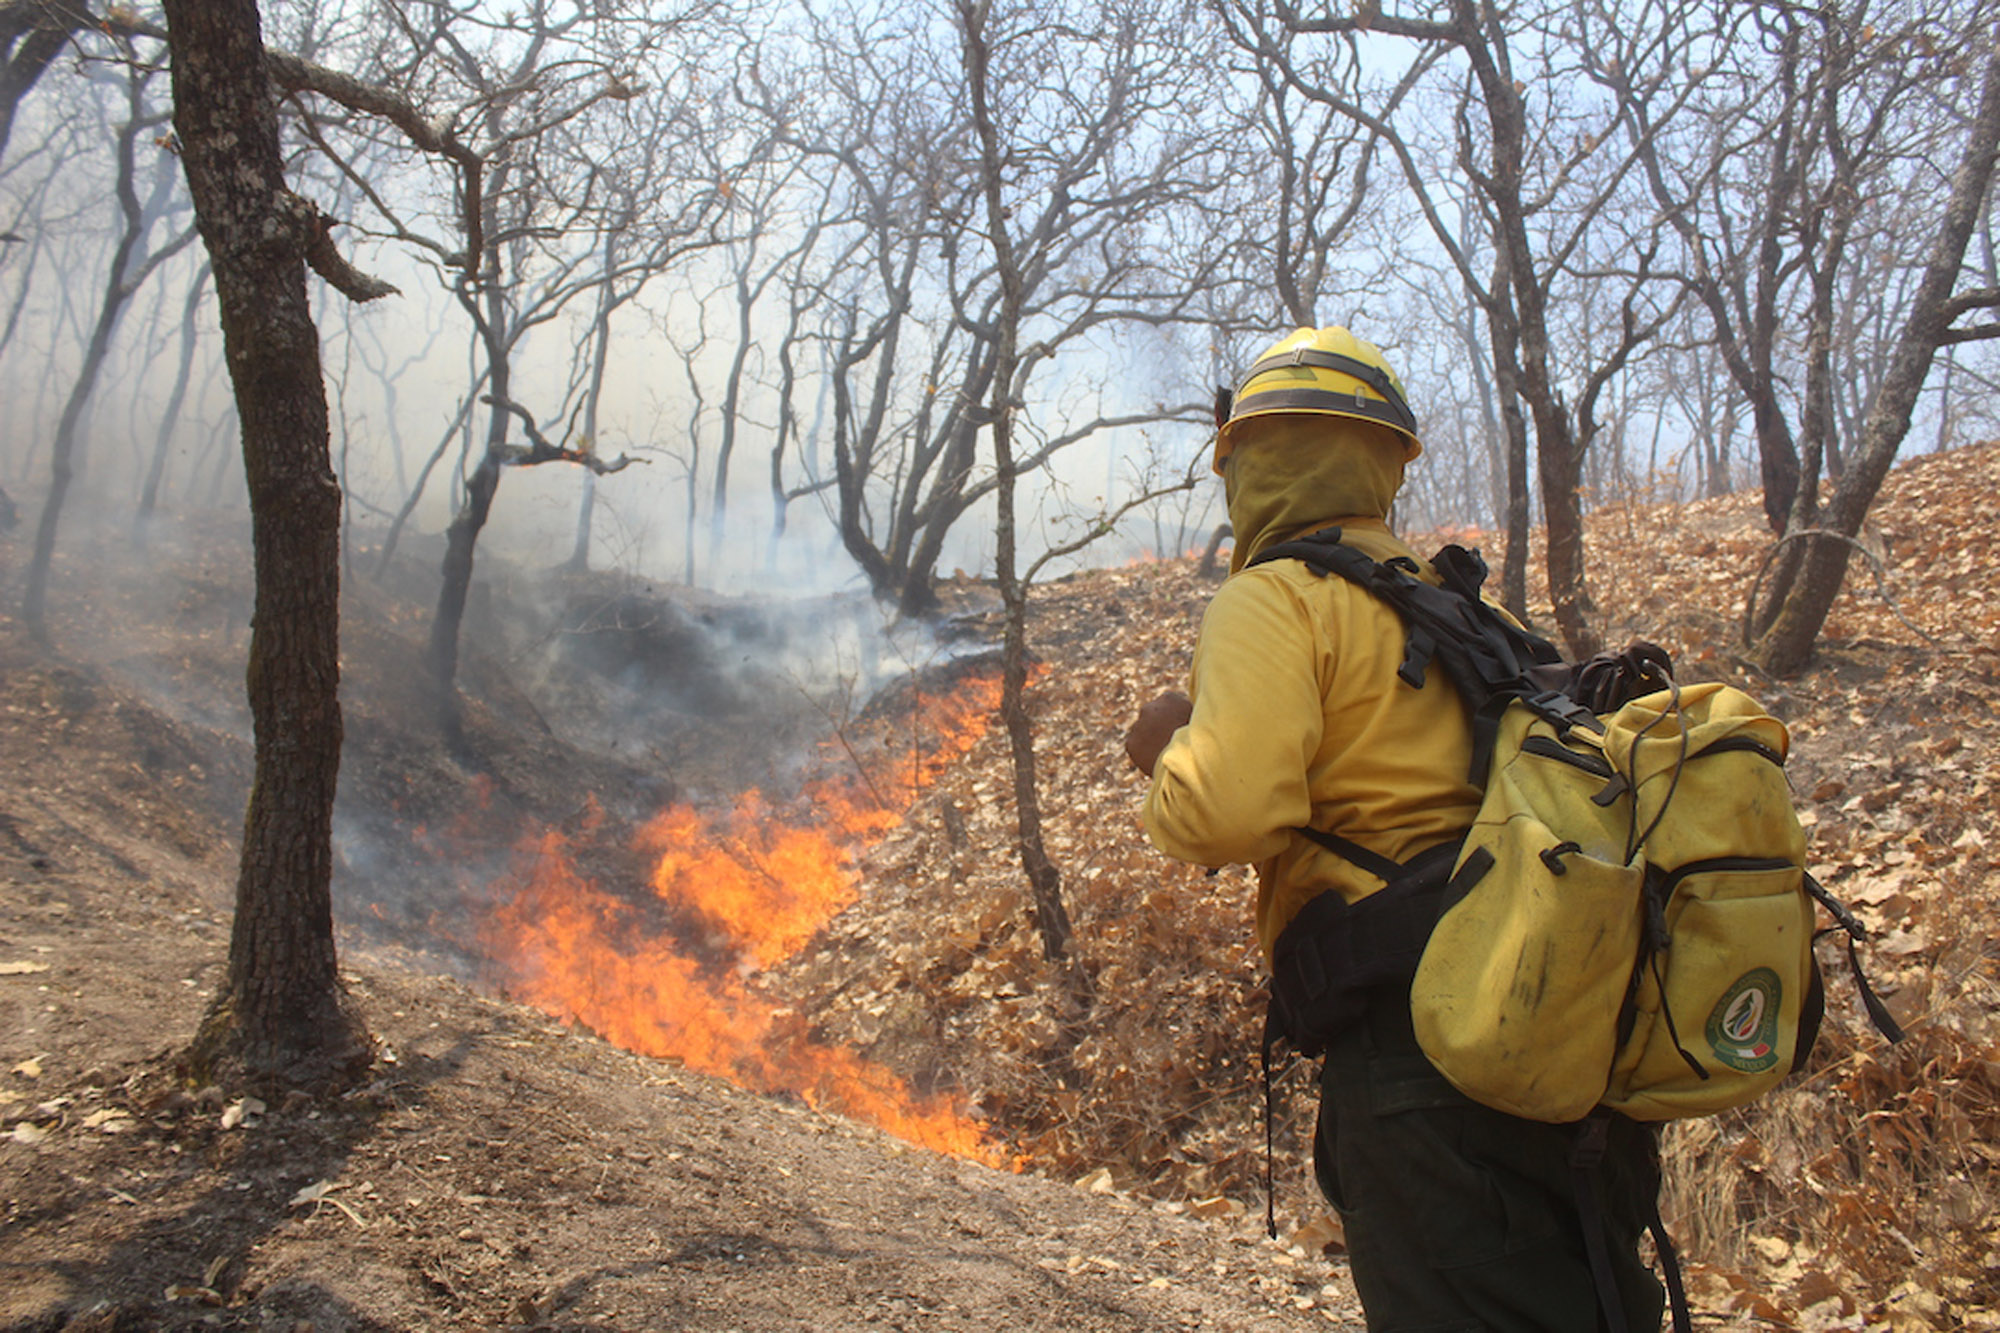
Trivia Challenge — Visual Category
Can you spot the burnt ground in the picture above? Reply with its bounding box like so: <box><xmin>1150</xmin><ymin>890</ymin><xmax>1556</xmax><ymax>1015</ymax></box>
<box><xmin>0</xmin><ymin>526</ymin><xmax>1358</xmax><ymax>1332</ymax></box>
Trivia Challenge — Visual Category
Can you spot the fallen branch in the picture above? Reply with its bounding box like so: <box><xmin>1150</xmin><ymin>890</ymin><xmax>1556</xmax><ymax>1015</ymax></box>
<box><xmin>482</xmin><ymin>395</ymin><xmax>643</xmax><ymax>475</ymax></box>
<box><xmin>1740</xmin><ymin>527</ymin><xmax>1941</xmax><ymax>650</ymax></box>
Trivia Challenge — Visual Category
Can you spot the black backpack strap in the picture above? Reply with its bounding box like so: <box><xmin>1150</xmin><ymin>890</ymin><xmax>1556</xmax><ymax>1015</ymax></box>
<box><xmin>1294</xmin><ymin>824</ymin><xmax>1407</xmax><ymax>884</ymax></box>
<box><xmin>1803</xmin><ymin>873</ymin><xmax>1907</xmax><ymax>1044</ymax></box>
<box><xmin>1570</xmin><ymin>1115</ymin><xmax>1693</xmax><ymax>1333</ymax></box>
<box><xmin>1249</xmin><ymin>529</ymin><xmax>1567</xmax><ymax>781</ymax></box>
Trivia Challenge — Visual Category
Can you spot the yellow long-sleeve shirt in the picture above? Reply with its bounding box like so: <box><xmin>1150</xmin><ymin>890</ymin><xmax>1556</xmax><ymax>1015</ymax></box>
<box><xmin>1142</xmin><ymin>531</ymin><xmax>1484</xmax><ymax>958</ymax></box>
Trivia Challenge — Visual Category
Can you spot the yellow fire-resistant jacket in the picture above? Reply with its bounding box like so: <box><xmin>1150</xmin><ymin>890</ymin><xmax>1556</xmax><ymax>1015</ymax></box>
<box><xmin>1141</xmin><ymin>416</ymin><xmax>1484</xmax><ymax>958</ymax></box>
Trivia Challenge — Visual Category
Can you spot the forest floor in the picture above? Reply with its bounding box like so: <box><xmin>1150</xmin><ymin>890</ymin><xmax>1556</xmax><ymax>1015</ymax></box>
<box><xmin>0</xmin><ymin>521</ymin><xmax>1357</xmax><ymax>1331</ymax></box>
<box><xmin>4</xmin><ymin>441</ymin><xmax>2000</xmax><ymax>1331</ymax></box>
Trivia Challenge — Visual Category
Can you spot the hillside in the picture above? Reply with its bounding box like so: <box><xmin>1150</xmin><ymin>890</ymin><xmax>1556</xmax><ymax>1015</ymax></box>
<box><xmin>4</xmin><ymin>441</ymin><xmax>1999</xmax><ymax>1329</ymax></box>
<box><xmin>0</xmin><ymin>522</ymin><xmax>1357</xmax><ymax>1330</ymax></box>
<box><xmin>778</xmin><ymin>441</ymin><xmax>2000</xmax><ymax>1330</ymax></box>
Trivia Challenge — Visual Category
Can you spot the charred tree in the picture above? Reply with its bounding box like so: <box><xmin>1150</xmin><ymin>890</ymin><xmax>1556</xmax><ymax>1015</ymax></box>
<box><xmin>163</xmin><ymin>0</ymin><xmax>384</xmax><ymax>1087</ymax></box>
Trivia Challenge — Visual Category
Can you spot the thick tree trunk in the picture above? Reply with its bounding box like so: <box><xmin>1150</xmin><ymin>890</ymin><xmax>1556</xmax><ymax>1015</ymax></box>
<box><xmin>164</xmin><ymin>0</ymin><xmax>368</xmax><ymax>1086</ymax></box>
<box><xmin>1752</xmin><ymin>392</ymin><xmax>1800</xmax><ymax>536</ymax></box>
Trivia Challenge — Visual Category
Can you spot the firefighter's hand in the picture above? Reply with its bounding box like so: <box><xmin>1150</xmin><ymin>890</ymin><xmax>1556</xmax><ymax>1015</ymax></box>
<box><xmin>1124</xmin><ymin>691</ymin><xmax>1192</xmax><ymax>777</ymax></box>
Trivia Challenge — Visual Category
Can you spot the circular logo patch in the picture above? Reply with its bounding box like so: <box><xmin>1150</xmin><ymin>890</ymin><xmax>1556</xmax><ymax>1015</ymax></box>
<box><xmin>1705</xmin><ymin>968</ymin><xmax>1783</xmax><ymax>1073</ymax></box>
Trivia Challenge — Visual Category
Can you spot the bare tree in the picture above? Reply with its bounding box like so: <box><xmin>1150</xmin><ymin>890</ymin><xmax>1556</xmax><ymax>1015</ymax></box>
<box><xmin>1622</xmin><ymin>0</ymin><xmax>2000</xmax><ymax>668</ymax></box>
<box><xmin>21</xmin><ymin>48</ymin><xmax>197</xmax><ymax>638</ymax></box>
<box><xmin>255</xmin><ymin>0</ymin><xmax>732</xmax><ymax>723</ymax></box>
<box><xmin>1753</xmin><ymin>18</ymin><xmax>2000</xmax><ymax>673</ymax></box>
<box><xmin>1213</xmin><ymin>0</ymin><xmax>1407</xmax><ymax>330</ymax></box>
<box><xmin>748</xmin><ymin>0</ymin><xmax>1223</xmax><ymax>619</ymax></box>
<box><xmin>951</xmin><ymin>0</ymin><xmax>1228</xmax><ymax>972</ymax></box>
<box><xmin>1250</xmin><ymin>0</ymin><xmax>1712</xmax><ymax>654</ymax></box>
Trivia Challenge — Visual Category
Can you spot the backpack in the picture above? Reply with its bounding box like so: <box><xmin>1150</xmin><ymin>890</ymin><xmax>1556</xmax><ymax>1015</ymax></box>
<box><xmin>1251</xmin><ymin>528</ymin><xmax>1903</xmax><ymax>1119</ymax></box>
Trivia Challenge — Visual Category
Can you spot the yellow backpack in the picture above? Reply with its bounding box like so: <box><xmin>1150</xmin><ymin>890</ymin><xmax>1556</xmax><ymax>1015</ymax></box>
<box><xmin>1415</xmin><ymin>681</ymin><xmax>1838</xmax><ymax>1122</ymax></box>
<box><xmin>1253</xmin><ymin>531</ymin><xmax>1904</xmax><ymax>1121</ymax></box>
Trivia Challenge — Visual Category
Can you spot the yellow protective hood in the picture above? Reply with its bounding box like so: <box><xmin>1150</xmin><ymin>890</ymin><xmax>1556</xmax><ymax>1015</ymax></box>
<box><xmin>1224</xmin><ymin>415</ymin><xmax>1419</xmax><ymax>574</ymax></box>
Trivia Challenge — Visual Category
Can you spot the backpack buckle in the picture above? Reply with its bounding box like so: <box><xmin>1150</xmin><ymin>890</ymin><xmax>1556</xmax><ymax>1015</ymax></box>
<box><xmin>1525</xmin><ymin>689</ymin><xmax>1605</xmax><ymax>736</ymax></box>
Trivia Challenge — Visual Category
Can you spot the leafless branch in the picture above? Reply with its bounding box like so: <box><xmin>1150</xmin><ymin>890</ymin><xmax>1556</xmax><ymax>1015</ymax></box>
<box><xmin>301</xmin><ymin>200</ymin><xmax>396</xmax><ymax>302</ymax></box>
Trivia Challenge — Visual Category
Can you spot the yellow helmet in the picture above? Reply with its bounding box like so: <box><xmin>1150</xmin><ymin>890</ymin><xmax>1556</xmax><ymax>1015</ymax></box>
<box><xmin>1212</xmin><ymin>326</ymin><xmax>1420</xmax><ymax>474</ymax></box>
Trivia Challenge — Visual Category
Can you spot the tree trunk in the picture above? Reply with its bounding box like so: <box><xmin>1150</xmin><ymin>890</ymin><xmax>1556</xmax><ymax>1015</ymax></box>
<box><xmin>1483</xmin><ymin>262</ymin><xmax>1533</xmax><ymax>619</ymax></box>
<box><xmin>164</xmin><ymin>0</ymin><xmax>369</xmax><ymax>1087</ymax></box>
<box><xmin>0</xmin><ymin>7</ymin><xmax>70</xmax><ymax>164</ymax></box>
<box><xmin>708</xmin><ymin>251</ymin><xmax>760</xmax><ymax>574</ymax></box>
<box><xmin>961</xmin><ymin>0</ymin><xmax>1082</xmax><ymax>989</ymax></box>
<box><xmin>567</xmin><ymin>227</ymin><xmax>618</xmax><ymax>574</ymax></box>
<box><xmin>137</xmin><ymin>261</ymin><xmax>212</xmax><ymax>534</ymax></box>
<box><xmin>427</xmin><ymin>451</ymin><xmax>502</xmax><ymax>734</ymax></box>
<box><xmin>428</xmin><ymin>273</ymin><xmax>512</xmax><ymax>729</ymax></box>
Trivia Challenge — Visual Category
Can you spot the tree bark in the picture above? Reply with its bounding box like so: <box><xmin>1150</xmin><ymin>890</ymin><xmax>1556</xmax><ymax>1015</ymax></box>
<box><xmin>164</xmin><ymin>0</ymin><xmax>369</xmax><ymax>1086</ymax></box>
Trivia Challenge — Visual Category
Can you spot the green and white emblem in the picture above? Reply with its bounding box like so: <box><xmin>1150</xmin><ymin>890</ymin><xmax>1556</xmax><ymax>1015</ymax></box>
<box><xmin>1706</xmin><ymin>968</ymin><xmax>1783</xmax><ymax>1073</ymax></box>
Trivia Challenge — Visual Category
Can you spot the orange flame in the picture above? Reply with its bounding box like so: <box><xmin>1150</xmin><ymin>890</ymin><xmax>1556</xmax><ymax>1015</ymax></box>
<box><xmin>482</xmin><ymin>671</ymin><xmax>1008</xmax><ymax>1164</ymax></box>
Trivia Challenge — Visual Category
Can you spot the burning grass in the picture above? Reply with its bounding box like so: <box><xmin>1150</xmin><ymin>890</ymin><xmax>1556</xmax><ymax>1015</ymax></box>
<box><xmin>474</xmin><ymin>671</ymin><xmax>1011</xmax><ymax>1165</ymax></box>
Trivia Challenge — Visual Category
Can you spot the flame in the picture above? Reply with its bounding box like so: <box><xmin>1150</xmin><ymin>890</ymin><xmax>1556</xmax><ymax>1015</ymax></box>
<box><xmin>482</xmin><ymin>671</ymin><xmax>1008</xmax><ymax>1164</ymax></box>
<box><xmin>1121</xmin><ymin>544</ymin><xmax>1215</xmax><ymax>566</ymax></box>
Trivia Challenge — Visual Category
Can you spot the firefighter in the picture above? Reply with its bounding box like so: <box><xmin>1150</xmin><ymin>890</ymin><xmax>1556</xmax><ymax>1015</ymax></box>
<box><xmin>1123</xmin><ymin>326</ymin><xmax>1663</xmax><ymax>1332</ymax></box>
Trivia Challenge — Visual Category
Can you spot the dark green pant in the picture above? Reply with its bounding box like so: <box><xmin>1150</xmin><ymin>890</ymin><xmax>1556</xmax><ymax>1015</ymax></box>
<box><xmin>1313</xmin><ymin>993</ymin><xmax>1666</xmax><ymax>1333</ymax></box>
